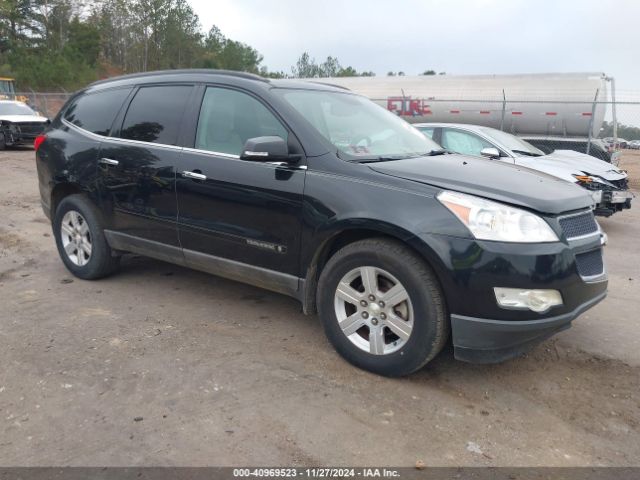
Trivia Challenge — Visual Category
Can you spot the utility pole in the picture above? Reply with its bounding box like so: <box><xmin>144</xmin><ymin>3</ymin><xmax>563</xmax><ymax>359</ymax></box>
<box><xmin>606</xmin><ymin>76</ymin><xmax>618</xmax><ymax>147</ymax></box>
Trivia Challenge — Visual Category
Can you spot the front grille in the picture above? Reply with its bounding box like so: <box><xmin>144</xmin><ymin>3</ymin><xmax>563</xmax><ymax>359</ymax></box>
<box><xmin>15</xmin><ymin>122</ymin><xmax>46</xmax><ymax>135</ymax></box>
<box><xmin>559</xmin><ymin>211</ymin><xmax>598</xmax><ymax>240</ymax></box>
<box><xmin>609</xmin><ymin>178</ymin><xmax>628</xmax><ymax>190</ymax></box>
<box><xmin>575</xmin><ymin>249</ymin><xmax>604</xmax><ymax>278</ymax></box>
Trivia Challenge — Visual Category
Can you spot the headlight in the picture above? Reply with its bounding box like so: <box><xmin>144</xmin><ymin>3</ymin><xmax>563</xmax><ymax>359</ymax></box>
<box><xmin>437</xmin><ymin>190</ymin><xmax>559</xmax><ymax>243</ymax></box>
<box><xmin>573</xmin><ymin>174</ymin><xmax>615</xmax><ymax>188</ymax></box>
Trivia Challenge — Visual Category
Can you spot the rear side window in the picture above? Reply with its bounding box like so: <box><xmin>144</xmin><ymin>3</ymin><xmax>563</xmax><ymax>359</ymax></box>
<box><xmin>195</xmin><ymin>87</ymin><xmax>287</xmax><ymax>156</ymax></box>
<box><xmin>120</xmin><ymin>85</ymin><xmax>193</xmax><ymax>145</ymax></box>
<box><xmin>64</xmin><ymin>88</ymin><xmax>131</xmax><ymax>136</ymax></box>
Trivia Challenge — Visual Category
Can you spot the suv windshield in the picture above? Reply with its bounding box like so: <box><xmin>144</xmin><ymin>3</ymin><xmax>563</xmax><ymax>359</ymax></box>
<box><xmin>481</xmin><ymin>127</ymin><xmax>545</xmax><ymax>157</ymax></box>
<box><xmin>275</xmin><ymin>88</ymin><xmax>442</xmax><ymax>161</ymax></box>
<box><xmin>0</xmin><ymin>102</ymin><xmax>36</xmax><ymax>116</ymax></box>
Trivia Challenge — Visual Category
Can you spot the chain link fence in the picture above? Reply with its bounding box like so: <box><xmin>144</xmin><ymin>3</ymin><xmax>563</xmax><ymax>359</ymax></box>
<box><xmin>12</xmin><ymin>92</ymin><xmax>72</xmax><ymax>119</ymax></box>
<box><xmin>5</xmin><ymin>91</ymin><xmax>640</xmax><ymax>171</ymax></box>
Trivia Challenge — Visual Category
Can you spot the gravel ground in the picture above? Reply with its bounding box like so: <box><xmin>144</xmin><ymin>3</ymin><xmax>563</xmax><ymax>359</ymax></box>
<box><xmin>0</xmin><ymin>148</ymin><xmax>638</xmax><ymax>467</ymax></box>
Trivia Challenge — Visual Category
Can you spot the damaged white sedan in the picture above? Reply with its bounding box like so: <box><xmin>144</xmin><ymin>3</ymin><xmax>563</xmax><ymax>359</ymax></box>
<box><xmin>0</xmin><ymin>100</ymin><xmax>49</xmax><ymax>150</ymax></box>
<box><xmin>416</xmin><ymin>123</ymin><xmax>633</xmax><ymax>217</ymax></box>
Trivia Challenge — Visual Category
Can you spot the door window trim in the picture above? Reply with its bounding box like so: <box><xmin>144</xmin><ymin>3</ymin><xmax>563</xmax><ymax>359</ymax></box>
<box><xmin>62</xmin><ymin>117</ymin><xmax>184</xmax><ymax>151</ymax></box>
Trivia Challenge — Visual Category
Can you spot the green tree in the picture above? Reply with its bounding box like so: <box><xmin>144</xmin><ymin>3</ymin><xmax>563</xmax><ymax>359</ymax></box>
<box><xmin>67</xmin><ymin>17</ymin><xmax>100</xmax><ymax>67</ymax></box>
<box><xmin>600</xmin><ymin>121</ymin><xmax>640</xmax><ymax>141</ymax></box>
<box><xmin>292</xmin><ymin>52</ymin><xmax>319</xmax><ymax>78</ymax></box>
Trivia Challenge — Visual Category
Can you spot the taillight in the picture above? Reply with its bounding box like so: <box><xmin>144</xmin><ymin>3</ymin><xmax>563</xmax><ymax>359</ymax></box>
<box><xmin>34</xmin><ymin>134</ymin><xmax>46</xmax><ymax>152</ymax></box>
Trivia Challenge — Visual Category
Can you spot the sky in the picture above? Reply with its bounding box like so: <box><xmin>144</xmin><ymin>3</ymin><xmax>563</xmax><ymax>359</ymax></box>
<box><xmin>189</xmin><ymin>0</ymin><xmax>640</xmax><ymax>97</ymax></box>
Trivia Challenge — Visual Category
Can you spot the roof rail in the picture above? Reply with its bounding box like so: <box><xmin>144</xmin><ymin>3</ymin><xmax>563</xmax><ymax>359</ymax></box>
<box><xmin>89</xmin><ymin>69</ymin><xmax>270</xmax><ymax>87</ymax></box>
<box><xmin>306</xmin><ymin>81</ymin><xmax>351</xmax><ymax>91</ymax></box>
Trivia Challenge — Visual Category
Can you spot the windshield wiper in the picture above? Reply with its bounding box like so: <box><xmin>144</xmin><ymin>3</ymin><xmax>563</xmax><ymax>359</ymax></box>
<box><xmin>512</xmin><ymin>149</ymin><xmax>542</xmax><ymax>157</ymax></box>
<box><xmin>358</xmin><ymin>150</ymin><xmax>447</xmax><ymax>163</ymax></box>
<box><xmin>426</xmin><ymin>149</ymin><xmax>448</xmax><ymax>156</ymax></box>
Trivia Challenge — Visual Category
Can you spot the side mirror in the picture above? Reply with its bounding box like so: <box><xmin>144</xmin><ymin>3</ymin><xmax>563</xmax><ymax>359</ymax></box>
<box><xmin>481</xmin><ymin>147</ymin><xmax>501</xmax><ymax>159</ymax></box>
<box><xmin>240</xmin><ymin>136</ymin><xmax>289</xmax><ymax>161</ymax></box>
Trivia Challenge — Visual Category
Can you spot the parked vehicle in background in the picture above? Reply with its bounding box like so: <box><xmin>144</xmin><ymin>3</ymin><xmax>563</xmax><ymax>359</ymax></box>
<box><xmin>0</xmin><ymin>100</ymin><xmax>49</xmax><ymax>149</ymax></box>
<box><xmin>603</xmin><ymin>137</ymin><xmax>628</xmax><ymax>149</ymax></box>
<box><xmin>36</xmin><ymin>70</ymin><xmax>607</xmax><ymax>376</ymax></box>
<box><xmin>521</xmin><ymin>136</ymin><xmax>617</xmax><ymax>164</ymax></box>
<box><xmin>416</xmin><ymin>123</ymin><xmax>632</xmax><ymax>217</ymax></box>
<box><xmin>628</xmin><ymin>140</ymin><xmax>640</xmax><ymax>150</ymax></box>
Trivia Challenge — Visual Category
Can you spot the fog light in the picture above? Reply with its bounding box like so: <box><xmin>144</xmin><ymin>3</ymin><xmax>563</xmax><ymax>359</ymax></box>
<box><xmin>494</xmin><ymin>288</ymin><xmax>563</xmax><ymax>313</ymax></box>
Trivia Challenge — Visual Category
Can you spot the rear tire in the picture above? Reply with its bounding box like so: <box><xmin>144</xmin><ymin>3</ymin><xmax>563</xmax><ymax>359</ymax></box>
<box><xmin>53</xmin><ymin>194</ymin><xmax>120</xmax><ymax>280</ymax></box>
<box><xmin>0</xmin><ymin>133</ymin><xmax>6</xmax><ymax>151</ymax></box>
<box><xmin>317</xmin><ymin>238</ymin><xmax>449</xmax><ymax>376</ymax></box>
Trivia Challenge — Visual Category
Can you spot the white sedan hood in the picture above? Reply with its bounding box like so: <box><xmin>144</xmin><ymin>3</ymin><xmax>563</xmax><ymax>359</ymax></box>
<box><xmin>0</xmin><ymin>115</ymin><xmax>48</xmax><ymax>123</ymax></box>
<box><xmin>514</xmin><ymin>150</ymin><xmax>627</xmax><ymax>184</ymax></box>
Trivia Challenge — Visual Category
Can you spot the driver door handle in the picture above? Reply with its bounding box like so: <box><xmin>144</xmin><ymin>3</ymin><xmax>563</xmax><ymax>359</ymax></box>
<box><xmin>182</xmin><ymin>170</ymin><xmax>207</xmax><ymax>181</ymax></box>
<box><xmin>99</xmin><ymin>157</ymin><xmax>119</xmax><ymax>166</ymax></box>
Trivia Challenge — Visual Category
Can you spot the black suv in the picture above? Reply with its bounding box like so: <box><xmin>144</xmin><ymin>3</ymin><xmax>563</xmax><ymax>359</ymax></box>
<box><xmin>35</xmin><ymin>70</ymin><xmax>607</xmax><ymax>376</ymax></box>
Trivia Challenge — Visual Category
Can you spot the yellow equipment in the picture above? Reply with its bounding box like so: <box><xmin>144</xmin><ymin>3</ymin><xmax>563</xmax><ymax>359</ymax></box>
<box><xmin>0</xmin><ymin>77</ymin><xmax>28</xmax><ymax>103</ymax></box>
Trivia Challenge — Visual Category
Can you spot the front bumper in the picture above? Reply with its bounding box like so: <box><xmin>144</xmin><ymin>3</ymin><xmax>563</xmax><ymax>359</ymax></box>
<box><xmin>452</xmin><ymin>291</ymin><xmax>606</xmax><ymax>363</ymax></box>
<box><xmin>4</xmin><ymin>132</ymin><xmax>38</xmax><ymax>145</ymax></box>
<box><xmin>417</xmin><ymin>228</ymin><xmax>608</xmax><ymax>364</ymax></box>
<box><xmin>590</xmin><ymin>188</ymin><xmax>633</xmax><ymax>217</ymax></box>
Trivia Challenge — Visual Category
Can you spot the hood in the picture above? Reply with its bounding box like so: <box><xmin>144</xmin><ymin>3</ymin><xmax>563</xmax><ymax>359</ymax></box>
<box><xmin>514</xmin><ymin>150</ymin><xmax>627</xmax><ymax>184</ymax></box>
<box><xmin>0</xmin><ymin>115</ymin><xmax>48</xmax><ymax>123</ymax></box>
<box><xmin>369</xmin><ymin>154</ymin><xmax>594</xmax><ymax>215</ymax></box>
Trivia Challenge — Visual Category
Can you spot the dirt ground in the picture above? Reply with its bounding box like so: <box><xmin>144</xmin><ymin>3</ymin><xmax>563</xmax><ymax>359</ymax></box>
<box><xmin>0</xmin><ymin>148</ymin><xmax>639</xmax><ymax>467</ymax></box>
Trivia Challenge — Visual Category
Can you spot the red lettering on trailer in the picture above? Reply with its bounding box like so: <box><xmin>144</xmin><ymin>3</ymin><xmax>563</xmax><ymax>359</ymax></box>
<box><xmin>512</xmin><ymin>111</ymin><xmax>523</xmax><ymax>115</ymax></box>
<box><xmin>545</xmin><ymin>112</ymin><xmax>557</xmax><ymax>116</ymax></box>
<box><xmin>386</xmin><ymin>97</ymin><xmax>431</xmax><ymax>116</ymax></box>
<box><xmin>450</xmin><ymin>110</ymin><xmax>460</xmax><ymax>114</ymax></box>
<box><xmin>480</xmin><ymin>111</ymin><xmax>491</xmax><ymax>114</ymax></box>
<box><xmin>582</xmin><ymin>112</ymin><xmax>592</xmax><ymax>116</ymax></box>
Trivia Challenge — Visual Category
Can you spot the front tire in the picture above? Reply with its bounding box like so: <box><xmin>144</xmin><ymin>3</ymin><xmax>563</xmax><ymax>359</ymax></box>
<box><xmin>317</xmin><ymin>238</ymin><xmax>449</xmax><ymax>376</ymax></box>
<box><xmin>53</xmin><ymin>194</ymin><xmax>119</xmax><ymax>280</ymax></box>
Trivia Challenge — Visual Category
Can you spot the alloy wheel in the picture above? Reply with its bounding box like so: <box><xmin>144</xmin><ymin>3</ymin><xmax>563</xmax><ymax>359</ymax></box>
<box><xmin>333</xmin><ymin>266</ymin><xmax>414</xmax><ymax>355</ymax></box>
<box><xmin>60</xmin><ymin>210</ymin><xmax>92</xmax><ymax>267</ymax></box>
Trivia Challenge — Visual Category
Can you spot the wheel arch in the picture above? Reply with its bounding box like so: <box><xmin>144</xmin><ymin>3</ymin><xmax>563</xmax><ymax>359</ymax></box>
<box><xmin>301</xmin><ymin>222</ymin><xmax>450</xmax><ymax>316</ymax></box>
<box><xmin>50</xmin><ymin>182</ymin><xmax>86</xmax><ymax>218</ymax></box>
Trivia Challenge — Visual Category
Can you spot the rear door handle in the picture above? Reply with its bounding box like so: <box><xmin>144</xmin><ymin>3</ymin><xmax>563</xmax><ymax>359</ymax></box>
<box><xmin>99</xmin><ymin>157</ymin><xmax>119</xmax><ymax>166</ymax></box>
<box><xmin>182</xmin><ymin>170</ymin><xmax>207</xmax><ymax>181</ymax></box>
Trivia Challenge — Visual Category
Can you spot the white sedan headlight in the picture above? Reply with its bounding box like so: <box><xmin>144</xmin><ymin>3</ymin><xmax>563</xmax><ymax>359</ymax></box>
<box><xmin>437</xmin><ymin>190</ymin><xmax>559</xmax><ymax>243</ymax></box>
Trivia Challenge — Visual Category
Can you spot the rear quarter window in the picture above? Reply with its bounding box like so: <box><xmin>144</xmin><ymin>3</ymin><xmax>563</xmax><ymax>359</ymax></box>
<box><xmin>64</xmin><ymin>88</ymin><xmax>132</xmax><ymax>136</ymax></box>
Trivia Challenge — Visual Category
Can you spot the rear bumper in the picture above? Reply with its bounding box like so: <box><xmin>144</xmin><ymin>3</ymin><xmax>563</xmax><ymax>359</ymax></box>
<box><xmin>452</xmin><ymin>290</ymin><xmax>607</xmax><ymax>363</ymax></box>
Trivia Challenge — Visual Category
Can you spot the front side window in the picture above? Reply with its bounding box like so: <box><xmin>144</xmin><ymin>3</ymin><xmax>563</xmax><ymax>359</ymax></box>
<box><xmin>441</xmin><ymin>129</ymin><xmax>495</xmax><ymax>157</ymax></box>
<box><xmin>120</xmin><ymin>85</ymin><xmax>192</xmax><ymax>145</ymax></box>
<box><xmin>64</xmin><ymin>88</ymin><xmax>131</xmax><ymax>136</ymax></box>
<box><xmin>275</xmin><ymin>89</ymin><xmax>441</xmax><ymax>160</ymax></box>
<box><xmin>195</xmin><ymin>87</ymin><xmax>288</xmax><ymax>156</ymax></box>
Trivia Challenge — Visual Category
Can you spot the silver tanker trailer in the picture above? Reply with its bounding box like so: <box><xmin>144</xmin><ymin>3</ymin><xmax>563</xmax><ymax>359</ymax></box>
<box><xmin>316</xmin><ymin>72</ymin><xmax>610</xmax><ymax>138</ymax></box>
